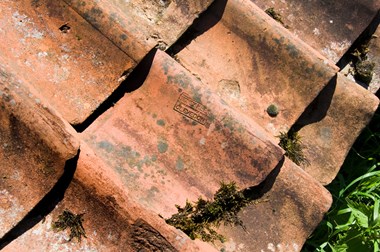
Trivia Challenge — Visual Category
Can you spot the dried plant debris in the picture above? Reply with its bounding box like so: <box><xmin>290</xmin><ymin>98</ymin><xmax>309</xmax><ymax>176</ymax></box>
<box><xmin>278</xmin><ymin>130</ymin><xmax>309</xmax><ymax>166</ymax></box>
<box><xmin>52</xmin><ymin>210</ymin><xmax>87</xmax><ymax>242</ymax></box>
<box><xmin>265</xmin><ymin>7</ymin><xmax>288</xmax><ymax>28</ymax></box>
<box><xmin>165</xmin><ymin>182</ymin><xmax>260</xmax><ymax>243</ymax></box>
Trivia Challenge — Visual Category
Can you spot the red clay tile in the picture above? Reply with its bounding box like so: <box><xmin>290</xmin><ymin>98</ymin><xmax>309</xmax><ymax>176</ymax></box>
<box><xmin>251</xmin><ymin>0</ymin><xmax>380</xmax><ymax>62</ymax></box>
<box><xmin>0</xmin><ymin>0</ymin><xmax>135</xmax><ymax>124</ymax></box>
<box><xmin>63</xmin><ymin>0</ymin><xmax>214</xmax><ymax>52</ymax></box>
<box><xmin>217</xmin><ymin>158</ymin><xmax>332</xmax><ymax>252</ymax></box>
<box><xmin>0</xmin><ymin>62</ymin><xmax>79</xmax><ymax>237</ymax></box>
<box><xmin>81</xmin><ymin>50</ymin><xmax>284</xmax><ymax>216</ymax></box>
<box><xmin>3</xmin><ymin>177</ymin><xmax>216</xmax><ymax>252</ymax></box>
<box><xmin>74</xmin><ymin>142</ymin><xmax>217</xmax><ymax>252</ymax></box>
<box><xmin>2</xmin><ymin>180</ymin><xmax>135</xmax><ymax>252</ymax></box>
<box><xmin>367</xmin><ymin>24</ymin><xmax>380</xmax><ymax>93</ymax></box>
<box><xmin>1</xmin><ymin>0</ymin><xmax>375</xmax><ymax>250</ymax></box>
<box><xmin>298</xmin><ymin>73</ymin><xmax>379</xmax><ymax>185</ymax></box>
<box><xmin>175</xmin><ymin>0</ymin><xmax>338</xmax><ymax>137</ymax></box>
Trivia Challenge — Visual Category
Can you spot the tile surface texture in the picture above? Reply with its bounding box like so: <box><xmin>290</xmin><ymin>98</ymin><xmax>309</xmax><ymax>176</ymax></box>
<box><xmin>251</xmin><ymin>0</ymin><xmax>380</xmax><ymax>62</ymax></box>
<box><xmin>175</xmin><ymin>0</ymin><xmax>338</xmax><ymax>136</ymax></box>
<box><xmin>0</xmin><ymin>0</ymin><xmax>379</xmax><ymax>251</ymax></box>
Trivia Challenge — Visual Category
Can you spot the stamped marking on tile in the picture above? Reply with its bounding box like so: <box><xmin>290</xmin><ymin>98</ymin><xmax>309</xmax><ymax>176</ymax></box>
<box><xmin>173</xmin><ymin>93</ymin><xmax>209</xmax><ymax>127</ymax></box>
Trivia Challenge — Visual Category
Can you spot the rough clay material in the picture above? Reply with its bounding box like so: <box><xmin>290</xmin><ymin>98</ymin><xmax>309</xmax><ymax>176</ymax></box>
<box><xmin>367</xmin><ymin>23</ymin><xmax>380</xmax><ymax>93</ymax></box>
<box><xmin>81</xmin><ymin>50</ymin><xmax>284</xmax><ymax>216</ymax></box>
<box><xmin>0</xmin><ymin>0</ymin><xmax>135</xmax><ymax>125</ymax></box>
<box><xmin>217</xmin><ymin>158</ymin><xmax>332</xmax><ymax>252</ymax></box>
<box><xmin>1</xmin><ymin>0</ymin><xmax>378</xmax><ymax>251</ymax></box>
<box><xmin>63</xmin><ymin>0</ymin><xmax>214</xmax><ymax>53</ymax></box>
<box><xmin>0</xmin><ymin>61</ymin><xmax>79</xmax><ymax>238</ymax></box>
<box><xmin>251</xmin><ymin>0</ymin><xmax>380</xmax><ymax>62</ymax></box>
<box><xmin>175</xmin><ymin>0</ymin><xmax>338</xmax><ymax>137</ymax></box>
<box><xmin>297</xmin><ymin>73</ymin><xmax>379</xmax><ymax>185</ymax></box>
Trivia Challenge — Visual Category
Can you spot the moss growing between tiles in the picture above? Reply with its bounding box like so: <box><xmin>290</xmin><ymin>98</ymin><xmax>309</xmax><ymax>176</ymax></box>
<box><xmin>355</xmin><ymin>60</ymin><xmax>375</xmax><ymax>84</ymax></box>
<box><xmin>351</xmin><ymin>36</ymin><xmax>376</xmax><ymax>85</ymax></box>
<box><xmin>278</xmin><ymin>131</ymin><xmax>308</xmax><ymax>166</ymax></box>
<box><xmin>265</xmin><ymin>7</ymin><xmax>288</xmax><ymax>28</ymax></box>
<box><xmin>52</xmin><ymin>210</ymin><xmax>87</xmax><ymax>242</ymax></box>
<box><xmin>165</xmin><ymin>182</ymin><xmax>252</xmax><ymax>243</ymax></box>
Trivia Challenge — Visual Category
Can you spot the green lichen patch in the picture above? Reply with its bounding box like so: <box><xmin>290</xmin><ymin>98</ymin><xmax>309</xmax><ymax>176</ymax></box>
<box><xmin>278</xmin><ymin>130</ymin><xmax>308</xmax><ymax>166</ymax></box>
<box><xmin>156</xmin><ymin>119</ymin><xmax>166</xmax><ymax>126</ymax></box>
<box><xmin>157</xmin><ymin>140</ymin><xmax>169</xmax><ymax>154</ymax></box>
<box><xmin>165</xmin><ymin>182</ymin><xmax>253</xmax><ymax>243</ymax></box>
<box><xmin>175</xmin><ymin>156</ymin><xmax>185</xmax><ymax>171</ymax></box>
<box><xmin>52</xmin><ymin>210</ymin><xmax>86</xmax><ymax>242</ymax></box>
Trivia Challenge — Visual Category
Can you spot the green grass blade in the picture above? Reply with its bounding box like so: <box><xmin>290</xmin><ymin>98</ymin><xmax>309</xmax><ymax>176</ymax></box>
<box><xmin>341</xmin><ymin>171</ymin><xmax>380</xmax><ymax>196</ymax></box>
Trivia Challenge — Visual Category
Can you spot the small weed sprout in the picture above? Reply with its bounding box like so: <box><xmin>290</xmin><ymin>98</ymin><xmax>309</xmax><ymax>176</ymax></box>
<box><xmin>165</xmin><ymin>182</ymin><xmax>252</xmax><ymax>243</ymax></box>
<box><xmin>52</xmin><ymin>210</ymin><xmax>87</xmax><ymax>242</ymax></box>
<box><xmin>278</xmin><ymin>131</ymin><xmax>308</xmax><ymax>166</ymax></box>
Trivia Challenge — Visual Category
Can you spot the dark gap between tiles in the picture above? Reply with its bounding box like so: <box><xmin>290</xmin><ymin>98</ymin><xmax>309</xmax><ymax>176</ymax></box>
<box><xmin>337</xmin><ymin>9</ymin><xmax>380</xmax><ymax>69</ymax></box>
<box><xmin>73</xmin><ymin>48</ymin><xmax>157</xmax><ymax>133</ymax></box>
<box><xmin>0</xmin><ymin>151</ymin><xmax>80</xmax><ymax>250</ymax></box>
<box><xmin>290</xmin><ymin>75</ymin><xmax>337</xmax><ymax>133</ymax></box>
<box><xmin>166</xmin><ymin>0</ymin><xmax>227</xmax><ymax>56</ymax></box>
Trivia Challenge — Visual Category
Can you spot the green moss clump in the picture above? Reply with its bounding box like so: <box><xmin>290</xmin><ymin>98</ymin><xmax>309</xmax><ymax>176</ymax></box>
<box><xmin>266</xmin><ymin>104</ymin><xmax>279</xmax><ymax>117</ymax></box>
<box><xmin>355</xmin><ymin>60</ymin><xmax>375</xmax><ymax>84</ymax></box>
<box><xmin>165</xmin><ymin>182</ymin><xmax>251</xmax><ymax>243</ymax></box>
<box><xmin>265</xmin><ymin>7</ymin><xmax>288</xmax><ymax>28</ymax></box>
<box><xmin>52</xmin><ymin>210</ymin><xmax>87</xmax><ymax>242</ymax></box>
<box><xmin>351</xmin><ymin>37</ymin><xmax>376</xmax><ymax>85</ymax></box>
<box><xmin>278</xmin><ymin>131</ymin><xmax>308</xmax><ymax>166</ymax></box>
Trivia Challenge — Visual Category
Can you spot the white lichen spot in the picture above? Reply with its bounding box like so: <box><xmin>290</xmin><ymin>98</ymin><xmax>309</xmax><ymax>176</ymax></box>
<box><xmin>322</xmin><ymin>40</ymin><xmax>351</xmax><ymax>63</ymax></box>
<box><xmin>222</xmin><ymin>238</ymin><xmax>237</xmax><ymax>252</ymax></box>
<box><xmin>287</xmin><ymin>14</ymin><xmax>295</xmax><ymax>23</ymax></box>
<box><xmin>266</xmin><ymin>123</ymin><xmax>277</xmax><ymax>135</ymax></box>
<box><xmin>51</xmin><ymin>65</ymin><xmax>70</xmax><ymax>84</ymax></box>
<box><xmin>238</xmin><ymin>243</ymin><xmax>245</xmax><ymax>250</ymax></box>
<box><xmin>292</xmin><ymin>242</ymin><xmax>299</xmax><ymax>251</ymax></box>
<box><xmin>107</xmin><ymin>232</ymin><xmax>114</xmax><ymax>241</ymax></box>
<box><xmin>175</xmin><ymin>235</ymin><xmax>187</xmax><ymax>245</ymax></box>
<box><xmin>61</xmin><ymin>54</ymin><xmax>70</xmax><ymax>61</ymax></box>
<box><xmin>267</xmin><ymin>243</ymin><xmax>275</xmax><ymax>252</ymax></box>
<box><xmin>0</xmin><ymin>189</ymin><xmax>25</xmax><ymax>235</ymax></box>
<box><xmin>60</xmin><ymin>43</ymin><xmax>71</xmax><ymax>53</ymax></box>
<box><xmin>276</xmin><ymin>243</ymin><xmax>283</xmax><ymax>251</ymax></box>
<box><xmin>37</xmin><ymin>51</ymin><xmax>48</xmax><ymax>58</ymax></box>
<box><xmin>32</xmin><ymin>227</ymin><xmax>43</xmax><ymax>236</ymax></box>
<box><xmin>24</xmin><ymin>60</ymin><xmax>32</xmax><ymax>67</ymax></box>
<box><xmin>221</xmin><ymin>142</ymin><xmax>228</xmax><ymax>149</ymax></box>
<box><xmin>312</xmin><ymin>28</ymin><xmax>320</xmax><ymax>36</ymax></box>
<box><xmin>199</xmin><ymin>137</ymin><xmax>206</xmax><ymax>145</ymax></box>
<box><xmin>12</xmin><ymin>11</ymin><xmax>44</xmax><ymax>39</ymax></box>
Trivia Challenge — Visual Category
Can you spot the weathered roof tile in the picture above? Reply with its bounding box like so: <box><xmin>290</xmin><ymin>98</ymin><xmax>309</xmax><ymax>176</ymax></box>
<box><xmin>175</xmin><ymin>0</ymin><xmax>338</xmax><ymax>136</ymax></box>
<box><xmin>81</xmin><ymin>50</ymin><xmax>284</xmax><ymax>214</ymax></box>
<box><xmin>0</xmin><ymin>61</ymin><xmax>79</xmax><ymax>238</ymax></box>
